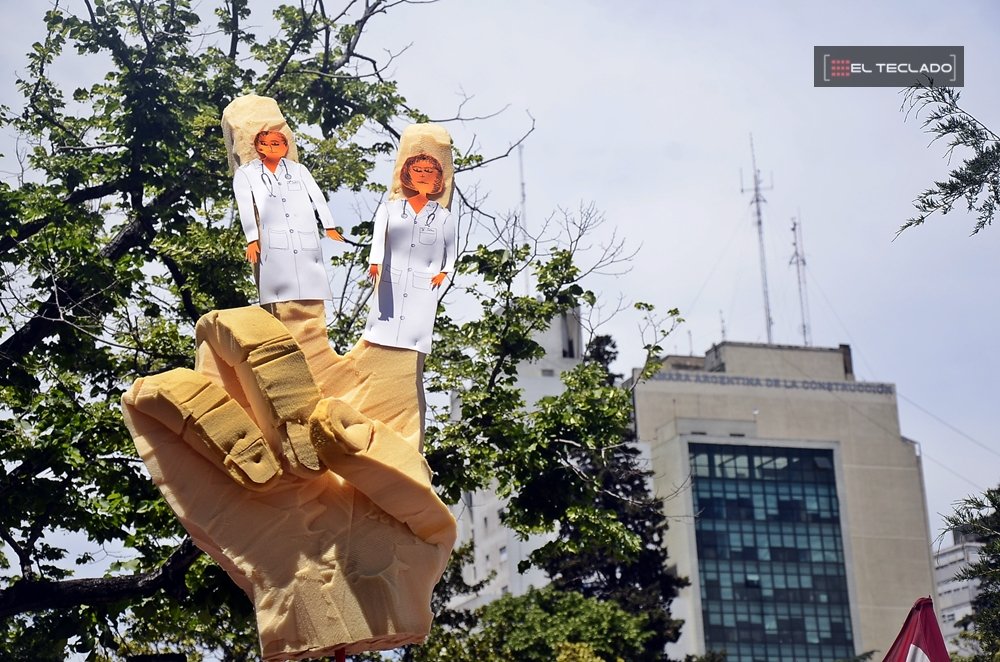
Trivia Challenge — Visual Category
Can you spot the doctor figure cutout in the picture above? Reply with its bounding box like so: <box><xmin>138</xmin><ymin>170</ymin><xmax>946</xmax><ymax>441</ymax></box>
<box><xmin>364</xmin><ymin>124</ymin><xmax>456</xmax><ymax>355</ymax></box>
<box><xmin>225</xmin><ymin>95</ymin><xmax>344</xmax><ymax>311</ymax></box>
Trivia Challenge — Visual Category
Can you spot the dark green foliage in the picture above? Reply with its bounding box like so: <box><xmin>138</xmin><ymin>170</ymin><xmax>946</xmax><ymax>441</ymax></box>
<box><xmin>412</xmin><ymin>586</ymin><xmax>651</xmax><ymax>662</ymax></box>
<box><xmin>0</xmin><ymin>0</ymin><xmax>430</xmax><ymax>657</ymax></box>
<box><xmin>944</xmin><ymin>488</ymin><xmax>1000</xmax><ymax>661</ymax></box>
<box><xmin>901</xmin><ymin>82</ymin><xmax>1000</xmax><ymax>235</ymax></box>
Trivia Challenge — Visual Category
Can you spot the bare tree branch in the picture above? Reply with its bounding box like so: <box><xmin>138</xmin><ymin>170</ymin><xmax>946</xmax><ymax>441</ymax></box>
<box><xmin>455</xmin><ymin>114</ymin><xmax>535</xmax><ymax>173</ymax></box>
<box><xmin>54</xmin><ymin>142</ymin><xmax>128</xmax><ymax>153</ymax></box>
<box><xmin>0</xmin><ymin>538</ymin><xmax>202</xmax><ymax>618</ymax></box>
<box><xmin>226</xmin><ymin>0</ymin><xmax>243</xmax><ymax>59</ymax></box>
<box><xmin>259</xmin><ymin>0</ymin><xmax>321</xmax><ymax>95</ymax></box>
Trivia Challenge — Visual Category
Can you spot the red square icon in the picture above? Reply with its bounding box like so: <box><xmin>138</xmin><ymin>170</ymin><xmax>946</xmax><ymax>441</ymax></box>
<box><xmin>829</xmin><ymin>58</ymin><xmax>851</xmax><ymax>78</ymax></box>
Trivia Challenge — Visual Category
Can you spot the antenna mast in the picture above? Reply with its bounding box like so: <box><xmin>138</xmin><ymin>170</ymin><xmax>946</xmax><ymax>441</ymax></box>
<box><xmin>790</xmin><ymin>214</ymin><xmax>812</xmax><ymax>346</ymax></box>
<box><xmin>741</xmin><ymin>135</ymin><xmax>774</xmax><ymax>344</ymax></box>
<box><xmin>517</xmin><ymin>144</ymin><xmax>530</xmax><ymax>296</ymax></box>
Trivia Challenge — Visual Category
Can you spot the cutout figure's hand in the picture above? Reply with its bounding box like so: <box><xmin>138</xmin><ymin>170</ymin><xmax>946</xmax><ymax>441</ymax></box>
<box><xmin>121</xmin><ymin>304</ymin><xmax>455</xmax><ymax>660</ymax></box>
<box><xmin>325</xmin><ymin>228</ymin><xmax>344</xmax><ymax>242</ymax></box>
<box><xmin>368</xmin><ymin>264</ymin><xmax>380</xmax><ymax>282</ymax></box>
<box><xmin>430</xmin><ymin>272</ymin><xmax>447</xmax><ymax>289</ymax></box>
<box><xmin>245</xmin><ymin>240</ymin><xmax>260</xmax><ymax>264</ymax></box>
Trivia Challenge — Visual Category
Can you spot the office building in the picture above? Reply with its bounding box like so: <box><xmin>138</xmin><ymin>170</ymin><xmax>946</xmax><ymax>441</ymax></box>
<box><xmin>632</xmin><ymin>341</ymin><xmax>938</xmax><ymax>661</ymax></box>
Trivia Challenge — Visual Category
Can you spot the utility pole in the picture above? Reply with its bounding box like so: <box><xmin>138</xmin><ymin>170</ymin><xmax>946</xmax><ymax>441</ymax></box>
<box><xmin>741</xmin><ymin>135</ymin><xmax>774</xmax><ymax>344</ymax></box>
<box><xmin>790</xmin><ymin>214</ymin><xmax>812</xmax><ymax>346</ymax></box>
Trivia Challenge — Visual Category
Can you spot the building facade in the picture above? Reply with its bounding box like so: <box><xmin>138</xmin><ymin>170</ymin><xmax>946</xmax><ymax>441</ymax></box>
<box><xmin>632</xmin><ymin>341</ymin><xmax>938</xmax><ymax>661</ymax></box>
<box><xmin>935</xmin><ymin>529</ymin><xmax>983</xmax><ymax>649</ymax></box>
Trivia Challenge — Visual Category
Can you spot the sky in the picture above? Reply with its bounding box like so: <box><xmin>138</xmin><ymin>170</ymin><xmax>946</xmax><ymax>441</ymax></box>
<box><xmin>2</xmin><ymin>0</ymin><xmax>998</xmax><ymax>549</ymax></box>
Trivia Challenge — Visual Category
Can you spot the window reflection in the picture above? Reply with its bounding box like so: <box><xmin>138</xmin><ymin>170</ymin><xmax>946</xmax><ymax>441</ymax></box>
<box><xmin>691</xmin><ymin>443</ymin><xmax>853</xmax><ymax>662</ymax></box>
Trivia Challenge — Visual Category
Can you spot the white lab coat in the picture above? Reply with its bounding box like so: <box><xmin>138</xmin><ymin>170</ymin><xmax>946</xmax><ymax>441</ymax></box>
<box><xmin>363</xmin><ymin>199</ymin><xmax>456</xmax><ymax>354</ymax></box>
<box><xmin>233</xmin><ymin>158</ymin><xmax>337</xmax><ymax>304</ymax></box>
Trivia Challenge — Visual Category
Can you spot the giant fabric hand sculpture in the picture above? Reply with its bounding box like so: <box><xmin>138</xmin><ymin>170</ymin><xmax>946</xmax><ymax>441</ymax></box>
<box><xmin>121</xmin><ymin>303</ymin><xmax>456</xmax><ymax>660</ymax></box>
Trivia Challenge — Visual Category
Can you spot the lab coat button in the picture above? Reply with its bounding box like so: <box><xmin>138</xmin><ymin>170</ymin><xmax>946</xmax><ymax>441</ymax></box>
<box><xmin>410</xmin><ymin>243</ymin><xmax>415</xmax><ymax>247</ymax></box>
<box><xmin>404</xmin><ymin>294</ymin><xmax>408</xmax><ymax>298</ymax></box>
<box><xmin>294</xmin><ymin>250</ymin><xmax>298</xmax><ymax>254</ymax></box>
<box><xmin>285</xmin><ymin>213</ymin><xmax>290</xmax><ymax>218</ymax></box>
<box><xmin>289</xmin><ymin>229</ymin><xmax>294</xmax><ymax>232</ymax></box>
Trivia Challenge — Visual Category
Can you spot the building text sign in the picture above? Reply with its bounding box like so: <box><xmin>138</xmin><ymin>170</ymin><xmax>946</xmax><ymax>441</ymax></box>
<box><xmin>652</xmin><ymin>370</ymin><xmax>895</xmax><ymax>396</ymax></box>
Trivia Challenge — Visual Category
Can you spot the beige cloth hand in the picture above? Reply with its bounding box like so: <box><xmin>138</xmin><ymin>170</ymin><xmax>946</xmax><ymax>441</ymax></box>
<box><xmin>121</xmin><ymin>303</ymin><xmax>455</xmax><ymax>661</ymax></box>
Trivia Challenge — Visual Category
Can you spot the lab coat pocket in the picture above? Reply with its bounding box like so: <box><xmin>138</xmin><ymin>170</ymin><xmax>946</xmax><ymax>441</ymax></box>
<box><xmin>299</xmin><ymin>231</ymin><xmax>319</xmax><ymax>250</ymax></box>
<box><xmin>288</xmin><ymin>180</ymin><xmax>303</xmax><ymax>191</ymax></box>
<box><xmin>418</xmin><ymin>227</ymin><xmax>437</xmax><ymax>245</ymax></box>
<box><xmin>268</xmin><ymin>229</ymin><xmax>289</xmax><ymax>250</ymax></box>
<box><xmin>389</xmin><ymin>268</ymin><xmax>402</xmax><ymax>284</ymax></box>
<box><xmin>412</xmin><ymin>271</ymin><xmax>434</xmax><ymax>290</ymax></box>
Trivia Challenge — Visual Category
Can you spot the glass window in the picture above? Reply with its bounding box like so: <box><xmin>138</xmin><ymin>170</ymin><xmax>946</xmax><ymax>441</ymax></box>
<box><xmin>690</xmin><ymin>443</ymin><xmax>852</xmax><ymax>662</ymax></box>
<box><xmin>692</xmin><ymin>452</ymin><xmax>710</xmax><ymax>477</ymax></box>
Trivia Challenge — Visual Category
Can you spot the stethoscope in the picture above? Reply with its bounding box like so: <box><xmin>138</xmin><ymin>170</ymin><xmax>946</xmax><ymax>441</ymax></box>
<box><xmin>401</xmin><ymin>199</ymin><xmax>438</xmax><ymax>225</ymax></box>
<box><xmin>259</xmin><ymin>160</ymin><xmax>292</xmax><ymax>197</ymax></box>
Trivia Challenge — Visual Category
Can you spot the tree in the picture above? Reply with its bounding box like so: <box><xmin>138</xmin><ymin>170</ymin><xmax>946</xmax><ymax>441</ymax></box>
<box><xmin>941</xmin><ymin>488</ymin><xmax>1000</xmax><ymax>662</ymax></box>
<box><xmin>900</xmin><ymin>82</ymin><xmax>1000</xmax><ymax>235</ymax></box>
<box><xmin>426</xmin><ymin>203</ymin><xmax>675</xmax><ymax>565</ymax></box>
<box><xmin>530</xmin><ymin>334</ymin><xmax>687</xmax><ymax>661</ymax></box>
<box><xmin>0</xmin><ymin>1</ymin><xmax>675</xmax><ymax>659</ymax></box>
<box><xmin>1</xmin><ymin>0</ymin><xmax>482</xmax><ymax>657</ymax></box>
<box><xmin>413</xmin><ymin>586</ymin><xmax>651</xmax><ymax>662</ymax></box>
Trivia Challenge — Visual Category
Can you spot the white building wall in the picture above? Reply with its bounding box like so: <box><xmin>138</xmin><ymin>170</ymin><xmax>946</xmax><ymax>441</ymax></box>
<box><xmin>935</xmin><ymin>533</ymin><xmax>983</xmax><ymax>649</ymax></box>
<box><xmin>451</xmin><ymin>310</ymin><xmax>583</xmax><ymax>609</ymax></box>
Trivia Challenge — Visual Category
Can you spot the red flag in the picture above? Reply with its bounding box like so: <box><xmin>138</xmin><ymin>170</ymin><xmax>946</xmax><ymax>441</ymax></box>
<box><xmin>882</xmin><ymin>597</ymin><xmax>950</xmax><ymax>662</ymax></box>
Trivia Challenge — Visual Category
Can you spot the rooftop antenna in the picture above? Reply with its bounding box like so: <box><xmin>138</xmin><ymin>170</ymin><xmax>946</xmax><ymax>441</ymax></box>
<box><xmin>687</xmin><ymin>329</ymin><xmax>694</xmax><ymax>356</ymax></box>
<box><xmin>720</xmin><ymin>310</ymin><xmax>727</xmax><ymax>342</ymax></box>
<box><xmin>517</xmin><ymin>144</ymin><xmax>530</xmax><ymax>296</ymax></box>
<box><xmin>790</xmin><ymin>213</ymin><xmax>812</xmax><ymax>346</ymax></box>
<box><xmin>741</xmin><ymin>134</ymin><xmax>774</xmax><ymax>344</ymax></box>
